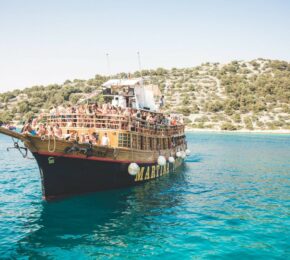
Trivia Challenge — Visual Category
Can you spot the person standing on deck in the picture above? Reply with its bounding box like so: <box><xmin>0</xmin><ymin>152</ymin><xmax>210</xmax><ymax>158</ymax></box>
<box><xmin>160</xmin><ymin>95</ymin><xmax>165</xmax><ymax>108</ymax></box>
<box><xmin>101</xmin><ymin>133</ymin><xmax>110</xmax><ymax>146</ymax></box>
<box><xmin>21</xmin><ymin>119</ymin><xmax>37</xmax><ymax>136</ymax></box>
<box><xmin>54</xmin><ymin>124</ymin><xmax>63</xmax><ymax>139</ymax></box>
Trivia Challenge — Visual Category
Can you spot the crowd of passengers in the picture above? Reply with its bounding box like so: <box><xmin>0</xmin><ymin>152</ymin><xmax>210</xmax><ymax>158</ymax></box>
<box><xmin>20</xmin><ymin>103</ymin><xmax>184</xmax><ymax>144</ymax></box>
<box><xmin>21</xmin><ymin>118</ymin><xmax>103</xmax><ymax>145</ymax></box>
<box><xmin>48</xmin><ymin>103</ymin><xmax>183</xmax><ymax>127</ymax></box>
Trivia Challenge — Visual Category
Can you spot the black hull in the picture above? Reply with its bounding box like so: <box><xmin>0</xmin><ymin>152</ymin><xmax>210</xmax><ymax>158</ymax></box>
<box><xmin>33</xmin><ymin>153</ymin><xmax>184</xmax><ymax>200</ymax></box>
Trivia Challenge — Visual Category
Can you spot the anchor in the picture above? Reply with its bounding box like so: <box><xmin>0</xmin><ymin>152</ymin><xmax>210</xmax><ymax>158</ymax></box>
<box><xmin>6</xmin><ymin>137</ymin><xmax>34</xmax><ymax>159</ymax></box>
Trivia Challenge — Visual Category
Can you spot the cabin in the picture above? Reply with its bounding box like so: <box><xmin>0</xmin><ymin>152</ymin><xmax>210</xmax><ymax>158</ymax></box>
<box><xmin>102</xmin><ymin>78</ymin><xmax>162</xmax><ymax>111</ymax></box>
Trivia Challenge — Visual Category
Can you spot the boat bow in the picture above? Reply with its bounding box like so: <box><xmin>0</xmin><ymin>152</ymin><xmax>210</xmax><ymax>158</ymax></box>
<box><xmin>0</xmin><ymin>126</ymin><xmax>27</xmax><ymax>141</ymax></box>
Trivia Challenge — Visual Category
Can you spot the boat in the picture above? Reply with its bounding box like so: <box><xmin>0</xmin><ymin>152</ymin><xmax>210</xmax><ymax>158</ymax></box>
<box><xmin>0</xmin><ymin>78</ymin><xmax>189</xmax><ymax>200</ymax></box>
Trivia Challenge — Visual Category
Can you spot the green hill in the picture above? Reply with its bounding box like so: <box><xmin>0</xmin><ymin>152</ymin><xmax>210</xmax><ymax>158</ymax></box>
<box><xmin>1</xmin><ymin>58</ymin><xmax>290</xmax><ymax>131</ymax></box>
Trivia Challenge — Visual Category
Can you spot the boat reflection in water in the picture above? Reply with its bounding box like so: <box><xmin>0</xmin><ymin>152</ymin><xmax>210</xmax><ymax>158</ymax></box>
<box><xmin>14</xmin><ymin>166</ymin><xmax>186</xmax><ymax>258</ymax></box>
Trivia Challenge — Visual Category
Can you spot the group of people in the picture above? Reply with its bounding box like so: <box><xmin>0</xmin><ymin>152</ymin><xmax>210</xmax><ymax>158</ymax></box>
<box><xmin>68</xmin><ymin>131</ymin><xmax>110</xmax><ymax>146</ymax></box>
<box><xmin>19</xmin><ymin>102</ymin><xmax>183</xmax><ymax>144</ymax></box>
<box><xmin>49</xmin><ymin>103</ymin><xmax>128</xmax><ymax>117</ymax></box>
<box><xmin>48</xmin><ymin>103</ymin><xmax>183</xmax><ymax>127</ymax></box>
<box><xmin>21</xmin><ymin>119</ymin><xmax>62</xmax><ymax>138</ymax></box>
<box><xmin>21</xmin><ymin>118</ymin><xmax>111</xmax><ymax>146</ymax></box>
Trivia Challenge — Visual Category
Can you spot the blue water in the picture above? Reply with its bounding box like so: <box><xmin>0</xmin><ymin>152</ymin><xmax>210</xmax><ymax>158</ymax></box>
<box><xmin>0</xmin><ymin>133</ymin><xmax>289</xmax><ymax>259</ymax></box>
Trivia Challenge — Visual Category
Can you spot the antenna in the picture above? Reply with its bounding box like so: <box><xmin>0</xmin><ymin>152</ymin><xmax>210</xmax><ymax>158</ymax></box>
<box><xmin>106</xmin><ymin>53</ymin><xmax>111</xmax><ymax>78</ymax></box>
<box><xmin>137</xmin><ymin>51</ymin><xmax>142</xmax><ymax>77</ymax></box>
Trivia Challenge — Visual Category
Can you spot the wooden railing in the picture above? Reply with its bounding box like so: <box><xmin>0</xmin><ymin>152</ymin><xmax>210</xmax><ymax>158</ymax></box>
<box><xmin>42</xmin><ymin>114</ymin><xmax>184</xmax><ymax>136</ymax></box>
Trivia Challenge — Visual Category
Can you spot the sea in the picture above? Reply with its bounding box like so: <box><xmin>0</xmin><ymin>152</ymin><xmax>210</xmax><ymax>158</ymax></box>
<box><xmin>0</xmin><ymin>132</ymin><xmax>289</xmax><ymax>259</ymax></box>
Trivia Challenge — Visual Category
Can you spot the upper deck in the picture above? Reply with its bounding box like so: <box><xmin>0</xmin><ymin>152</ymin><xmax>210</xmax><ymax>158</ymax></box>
<box><xmin>26</xmin><ymin>77</ymin><xmax>186</xmax><ymax>151</ymax></box>
<box><xmin>42</xmin><ymin>113</ymin><xmax>185</xmax><ymax>137</ymax></box>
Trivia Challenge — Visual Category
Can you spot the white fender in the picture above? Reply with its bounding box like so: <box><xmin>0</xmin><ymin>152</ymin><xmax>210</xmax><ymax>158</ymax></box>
<box><xmin>168</xmin><ymin>156</ymin><xmax>175</xmax><ymax>163</ymax></box>
<box><xmin>158</xmin><ymin>156</ymin><xmax>166</xmax><ymax>166</ymax></box>
<box><xmin>128</xmin><ymin>163</ymin><xmax>140</xmax><ymax>176</ymax></box>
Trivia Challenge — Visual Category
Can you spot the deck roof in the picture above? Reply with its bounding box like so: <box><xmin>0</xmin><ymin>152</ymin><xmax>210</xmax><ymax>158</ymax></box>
<box><xmin>102</xmin><ymin>78</ymin><xmax>143</xmax><ymax>88</ymax></box>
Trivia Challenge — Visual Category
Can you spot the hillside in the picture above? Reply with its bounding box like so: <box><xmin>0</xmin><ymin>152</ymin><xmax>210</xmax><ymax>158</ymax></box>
<box><xmin>1</xmin><ymin>58</ymin><xmax>290</xmax><ymax>131</ymax></box>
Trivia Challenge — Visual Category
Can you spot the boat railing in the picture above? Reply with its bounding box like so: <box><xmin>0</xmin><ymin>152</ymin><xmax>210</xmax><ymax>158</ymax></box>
<box><xmin>42</xmin><ymin>114</ymin><xmax>184</xmax><ymax>136</ymax></box>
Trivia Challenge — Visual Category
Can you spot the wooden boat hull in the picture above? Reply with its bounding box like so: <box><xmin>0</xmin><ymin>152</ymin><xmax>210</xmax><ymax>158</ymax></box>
<box><xmin>0</xmin><ymin>127</ymin><xmax>185</xmax><ymax>200</ymax></box>
<box><xmin>33</xmin><ymin>152</ymin><xmax>184</xmax><ymax>200</ymax></box>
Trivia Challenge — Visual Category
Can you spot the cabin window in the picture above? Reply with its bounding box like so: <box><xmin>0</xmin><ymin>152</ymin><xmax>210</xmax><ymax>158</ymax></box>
<box><xmin>118</xmin><ymin>133</ymin><xmax>131</xmax><ymax>148</ymax></box>
<box><xmin>132</xmin><ymin>134</ymin><xmax>137</xmax><ymax>149</ymax></box>
<box><xmin>137</xmin><ymin>135</ymin><xmax>142</xmax><ymax>150</ymax></box>
<box><xmin>156</xmin><ymin>138</ymin><xmax>161</xmax><ymax>150</ymax></box>
<box><xmin>171</xmin><ymin>137</ymin><xmax>176</xmax><ymax>147</ymax></box>
<box><xmin>161</xmin><ymin>138</ymin><xmax>164</xmax><ymax>150</ymax></box>
<box><xmin>163</xmin><ymin>138</ymin><xmax>168</xmax><ymax>149</ymax></box>
<box><xmin>176</xmin><ymin>137</ymin><xmax>180</xmax><ymax>145</ymax></box>
<box><xmin>141</xmin><ymin>136</ymin><xmax>147</xmax><ymax>150</ymax></box>
<box><xmin>149</xmin><ymin>137</ymin><xmax>153</xmax><ymax>150</ymax></box>
<box><xmin>153</xmin><ymin>138</ymin><xmax>157</xmax><ymax>150</ymax></box>
<box><xmin>145</xmin><ymin>137</ymin><xmax>151</xmax><ymax>150</ymax></box>
<box><xmin>168</xmin><ymin>137</ymin><xmax>172</xmax><ymax>148</ymax></box>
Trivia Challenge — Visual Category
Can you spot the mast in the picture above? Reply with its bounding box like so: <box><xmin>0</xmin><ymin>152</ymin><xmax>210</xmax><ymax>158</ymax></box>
<box><xmin>137</xmin><ymin>51</ymin><xmax>146</xmax><ymax>109</ymax></box>
<box><xmin>137</xmin><ymin>51</ymin><xmax>142</xmax><ymax>77</ymax></box>
<box><xmin>106</xmin><ymin>53</ymin><xmax>111</xmax><ymax>78</ymax></box>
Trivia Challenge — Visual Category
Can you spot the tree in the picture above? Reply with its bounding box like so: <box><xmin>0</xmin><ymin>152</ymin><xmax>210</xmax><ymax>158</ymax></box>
<box><xmin>69</xmin><ymin>94</ymin><xmax>80</xmax><ymax>104</ymax></box>
<box><xmin>18</xmin><ymin>101</ymin><xmax>30</xmax><ymax>113</ymax></box>
<box><xmin>0</xmin><ymin>112</ymin><xmax>13</xmax><ymax>122</ymax></box>
<box><xmin>155</xmin><ymin>68</ymin><xmax>167</xmax><ymax>76</ymax></box>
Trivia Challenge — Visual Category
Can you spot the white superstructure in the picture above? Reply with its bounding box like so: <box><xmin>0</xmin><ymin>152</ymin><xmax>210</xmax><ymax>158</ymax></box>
<box><xmin>102</xmin><ymin>78</ymin><xmax>161</xmax><ymax>111</ymax></box>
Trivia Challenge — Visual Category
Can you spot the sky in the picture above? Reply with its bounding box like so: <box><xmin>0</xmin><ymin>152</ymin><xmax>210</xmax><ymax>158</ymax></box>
<box><xmin>0</xmin><ymin>0</ymin><xmax>290</xmax><ymax>92</ymax></box>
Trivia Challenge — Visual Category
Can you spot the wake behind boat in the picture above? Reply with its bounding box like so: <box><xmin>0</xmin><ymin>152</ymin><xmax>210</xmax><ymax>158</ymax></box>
<box><xmin>0</xmin><ymin>78</ymin><xmax>189</xmax><ymax>200</ymax></box>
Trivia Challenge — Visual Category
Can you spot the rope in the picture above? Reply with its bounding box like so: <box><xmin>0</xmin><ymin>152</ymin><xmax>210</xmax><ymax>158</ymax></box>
<box><xmin>47</xmin><ymin>135</ymin><xmax>56</xmax><ymax>153</ymax></box>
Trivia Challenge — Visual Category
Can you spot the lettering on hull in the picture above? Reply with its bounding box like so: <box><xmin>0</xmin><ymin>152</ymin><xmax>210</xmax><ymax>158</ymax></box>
<box><xmin>134</xmin><ymin>161</ymin><xmax>176</xmax><ymax>182</ymax></box>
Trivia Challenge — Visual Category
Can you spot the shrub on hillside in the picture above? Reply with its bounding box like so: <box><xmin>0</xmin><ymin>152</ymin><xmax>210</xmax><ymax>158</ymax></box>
<box><xmin>233</xmin><ymin>114</ymin><xmax>241</xmax><ymax>123</ymax></box>
<box><xmin>194</xmin><ymin>116</ymin><xmax>209</xmax><ymax>123</ymax></box>
<box><xmin>220</xmin><ymin>122</ymin><xmax>237</xmax><ymax>131</ymax></box>
<box><xmin>244</xmin><ymin>117</ymin><xmax>254</xmax><ymax>130</ymax></box>
<box><xmin>183</xmin><ymin>118</ymin><xmax>192</xmax><ymax>125</ymax></box>
<box><xmin>177</xmin><ymin>107</ymin><xmax>191</xmax><ymax>116</ymax></box>
<box><xmin>205</xmin><ymin>101</ymin><xmax>224</xmax><ymax>112</ymax></box>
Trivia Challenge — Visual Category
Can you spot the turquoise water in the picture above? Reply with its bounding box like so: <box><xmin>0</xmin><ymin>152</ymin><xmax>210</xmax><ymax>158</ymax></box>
<box><xmin>0</xmin><ymin>133</ymin><xmax>289</xmax><ymax>259</ymax></box>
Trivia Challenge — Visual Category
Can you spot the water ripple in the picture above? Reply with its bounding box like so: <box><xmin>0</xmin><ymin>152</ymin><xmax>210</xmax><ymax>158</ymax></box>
<box><xmin>0</xmin><ymin>133</ymin><xmax>289</xmax><ymax>259</ymax></box>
